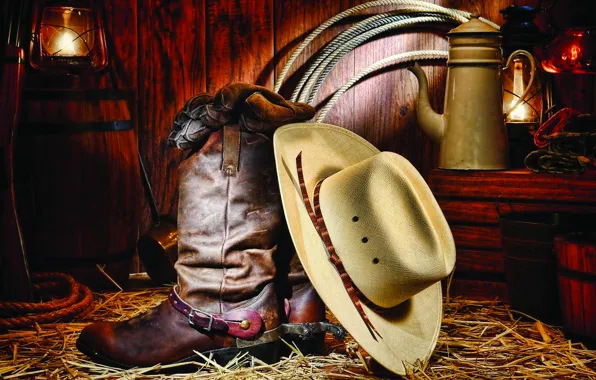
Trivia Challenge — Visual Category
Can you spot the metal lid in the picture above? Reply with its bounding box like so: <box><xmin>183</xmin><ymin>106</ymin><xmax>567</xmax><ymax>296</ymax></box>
<box><xmin>500</xmin><ymin>5</ymin><xmax>543</xmax><ymax>50</ymax></box>
<box><xmin>447</xmin><ymin>15</ymin><xmax>500</xmax><ymax>35</ymax></box>
<box><xmin>500</xmin><ymin>5</ymin><xmax>538</xmax><ymax>19</ymax></box>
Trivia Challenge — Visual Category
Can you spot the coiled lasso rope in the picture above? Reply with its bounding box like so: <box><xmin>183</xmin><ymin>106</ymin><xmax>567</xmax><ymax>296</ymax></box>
<box><xmin>275</xmin><ymin>0</ymin><xmax>501</xmax><ymax>119</ymax></box>
<box><xmin>0</xmin><ymin>272</ymin><xmax>94</xmax><ymax>330</ymax></box>
<box><xmin>316</xmin><ymin>50</ymin><xmax>448</xmax><ymax>122</ymax></box>
<box><xmin>290</xmin><ymin>8</ymin><xmax>449</xmax><ymax>102</ymax></box>
<box><xmin>274</xmin><ymin>0</ymin><xmax>499</xmax><ymax>96</ymax></box>
<box><xmin>297</xmin><ymin>14</ymin><xmax>457</xmax><ymax>104</ymax></box>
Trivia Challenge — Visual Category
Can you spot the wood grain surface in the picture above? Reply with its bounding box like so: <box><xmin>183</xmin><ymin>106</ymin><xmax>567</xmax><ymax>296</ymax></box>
<box><xmin>136</xmin><ymin>0</ymin><xmax>595</xmax><ymax>236</ymax></box>
<box><xmin>22</xmin><ymin>92</ymin><xmax>139</xmax><ymax>289</ymax></box>
<box><xmin>446</xmin><ymin>279</ymin><xmax>509</xmax><ymax>302</ymax></box>
<box><xmin>451</xmin><ymin>225</ymin><xmax>502</xmax><ymax>250</ymax></box>
<box><xmin>207</xmin><ymin>0</ymin><xmax>274</xmax><ymax>90</ymax></box>
<box><xmin>137</xmin><ymin>0</ymin><xmax>206</xmax><ymax>235</ymax></box>
<box><xmin>555</xmin><ymin>234</ymin><xmax>596</xmax><ymax>338</ymax></box>
<box><xmin>274</xmin><ymin>0</ymin><xmax>354</xmax><ymax>127</ymax></box>
<box><xmin>455</xmin><ymin>249</ymin><xmax>505</xmax><ymax>273</ymax></box>
<box><xmin>17</xmin><ymin>0</ymin><xmax>596</xmax><ymax>278</ymax></box>
<box><xmin>0</xmin><ymin>44</ymin><xmax>32</xmax><ymax>301</ymax></box>
<box><xmin>101</xmin><ymin>0</ymin><xmax>138</xmax><ymax>91</ymax></box>
<box><xmin>430</xmin><ymin>169</ymin><xmax>596</xmax><ymax>202</ymax></box>
<box><xmin>438</xmin><ymin>200</ymin><xmax>596</xmax><ymax>225</ymax></box>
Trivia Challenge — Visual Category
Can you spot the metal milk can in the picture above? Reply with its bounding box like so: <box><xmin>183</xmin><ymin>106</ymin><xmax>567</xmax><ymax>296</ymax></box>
<box><xmin>408</xmin><ymin>15</ymin><xmax>536</xmax><ymax>170</ymax></box>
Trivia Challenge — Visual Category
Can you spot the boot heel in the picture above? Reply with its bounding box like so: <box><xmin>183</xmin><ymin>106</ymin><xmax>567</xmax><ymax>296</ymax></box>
<box><xmin>242</xmin><ymin>340</ymin><xmax>281</xmax><ymax>364</ymax></box>
<box><xmin>207</xmin><ymin>340</ymin><xmax>281</xmax><ymax>366</ymax></box>
<box><xmin>283</xmin><ymin>334</ymin><xmax>326</xmax><ymax>356</ymax></box>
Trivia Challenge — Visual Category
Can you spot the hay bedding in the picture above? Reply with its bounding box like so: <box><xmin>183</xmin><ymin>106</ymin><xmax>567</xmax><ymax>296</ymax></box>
<box><xmin>0</xmin><ymin>282</ymin><xmax>594</xmax><ymax>379</ymax></box>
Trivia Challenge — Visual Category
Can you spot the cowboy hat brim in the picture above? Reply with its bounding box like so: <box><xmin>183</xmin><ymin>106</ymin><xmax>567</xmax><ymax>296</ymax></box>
<box><xmin>273</xmin><ymin>123</ymin><xmax>451</xmax><ymax>375</ymax></box>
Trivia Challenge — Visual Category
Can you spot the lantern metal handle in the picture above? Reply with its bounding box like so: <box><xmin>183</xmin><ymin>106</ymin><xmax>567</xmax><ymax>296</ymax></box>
<box><xmin>503</xmin><ymin>49</ymin><xmax>537</xmax><ymax>119</ymax></box>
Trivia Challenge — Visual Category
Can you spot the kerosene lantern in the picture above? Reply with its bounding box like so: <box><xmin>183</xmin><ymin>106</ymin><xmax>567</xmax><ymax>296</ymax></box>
<box><xmin>500</xmin><ymin>5</ymin><xmax>548</xmax><ymax>168</ymax></box>
<box><xmin>29</xmin><ymin>0</ymin><xmax>108</xmax><ymax>72</ymax></box>
<box><xmin>542</xmin><ymin>28</ymin><xmax>596</xmax><ymax>74</ymax></box>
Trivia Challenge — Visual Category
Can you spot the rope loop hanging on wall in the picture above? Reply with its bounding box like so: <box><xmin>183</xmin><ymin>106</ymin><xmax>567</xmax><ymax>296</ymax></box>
<box><xmin>274</xmin><ymin>0</ymin><xmax>501</xmax><ymax>121</ymax></box>
<box><xmin>316</xmin><ymin>50</ymin><xmax>448</xmax><ymax>122</ymax></box>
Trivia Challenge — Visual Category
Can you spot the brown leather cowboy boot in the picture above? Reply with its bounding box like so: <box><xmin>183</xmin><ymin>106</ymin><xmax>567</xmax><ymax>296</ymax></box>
<box><xmin>76</xmin><ymin>84</ymin><xmax>332</xmax><ymax>368</ymax></box>
<box><xmin>283</xmin><ymin>251</ymin><xmax>327</xmax><ymax>354</ymax></box>
<box><xmin>77</xmin><ymin>126</ymin><xmax>283</xmax><ymax>368</ymax></box>
<box><xmin>170</xmin><ymin>83</ymin><xmax>328</xmax><ymax>342</ymax></box>
<box><xmin>286</xmin><ymin>254</ymin><xmax>325</xmax><ymax>324</ymax></box>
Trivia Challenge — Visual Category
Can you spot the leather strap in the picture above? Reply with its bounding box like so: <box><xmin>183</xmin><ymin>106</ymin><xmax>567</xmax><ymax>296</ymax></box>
<box><xmin>168</xmin><ymin>286</ymin><xmax>264</xmax><ymax>340</ymax></box>
<box><xmin>222</xmin><ymin>124</ymin><xmax>241</xmax><ymax>176</ymax></box>
<box><xmin>295</xmin><ymin>152</ymin><xmax>382</xmax><ymax>341</ymax></box>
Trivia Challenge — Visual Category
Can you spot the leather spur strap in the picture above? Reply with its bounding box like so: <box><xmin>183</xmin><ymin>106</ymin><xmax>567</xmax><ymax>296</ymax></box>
<box><xmin>168</xmin><ymin>286</ymin><xmax>263</xmax><ymax>340</ymax></box>
<box><xmin>222</xmin><ymin>124</ymin><xmax>241</xmax><ymax>176</ymax></box>
<box><xmin>295</xmin><ymin>152</ymin><xmax>382</xmax><ymax>341</ymax></box>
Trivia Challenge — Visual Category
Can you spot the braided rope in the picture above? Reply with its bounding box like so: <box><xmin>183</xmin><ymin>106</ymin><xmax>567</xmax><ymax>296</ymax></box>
<box><xmin>299</xmin><ymin>15</ymin><xmax>456</xmax><ymax>104</ymax></box>
<box><xmin>290</xmin><ymin>9</ymin><xmax>433</xmax><ymax>102</ymax></box>
<box><xmin>274</xmin><ymin>0</ymin><xmax>499</xmax><ymax>93</ymax></box>
<box><xmin>316</xmin><ymin>50</ymin><xmax>448</xmax><ymax>122</ymax></box>
<box><xmin>0</xmin><ymin>272</ymin><xmax>94</xmax><ymax>329</ymax></box>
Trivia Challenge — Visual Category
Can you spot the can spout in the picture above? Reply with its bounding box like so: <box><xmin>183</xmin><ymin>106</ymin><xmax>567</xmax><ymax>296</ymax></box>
<box><xmin>407</xmin><ymin>62</ymin><xmax>444</xmax><ymax>143</ymax></box>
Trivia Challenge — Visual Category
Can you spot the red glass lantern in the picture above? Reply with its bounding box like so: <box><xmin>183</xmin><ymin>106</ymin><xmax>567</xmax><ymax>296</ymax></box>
<box><xmin>542</xmin><ymin>28</ymin><xmax>596</xmax><ymax>74</ymax></box>
<box><xmin>29</xmin><ymin>0</ymin><xmax>108</xmax><ymax>72</ymax></box>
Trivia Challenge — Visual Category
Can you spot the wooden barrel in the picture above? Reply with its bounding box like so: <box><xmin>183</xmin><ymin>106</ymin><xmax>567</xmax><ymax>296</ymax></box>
<box><xmin>19</xmin><ymin>89</ymin><xmax>140</xmax><ymax>290</ymax></box>
<box><xmin>499</xmin><ymin>212</ymin><xmax>595</xmax><ymax>324</ymax></box>
<box><xmin>555</xmin><ymin>233</ymin><xmax>596</xmax><ymax>342</ymax></box>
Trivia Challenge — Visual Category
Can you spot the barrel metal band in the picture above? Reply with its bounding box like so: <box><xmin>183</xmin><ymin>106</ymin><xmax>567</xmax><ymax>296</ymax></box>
<box><xmin>558</xmin><ymin>265</ymin><xmax>596</xmax><ymax>282</ymax></box>
<box><xmin>23</xmin><ymin>121</ymin><xmax>132</xmax><ymax>134</ymax></box>
<box><xmin>25</xmin><ymin>89</ymin><xmax>133</xmax><ymax>101</ymax></box>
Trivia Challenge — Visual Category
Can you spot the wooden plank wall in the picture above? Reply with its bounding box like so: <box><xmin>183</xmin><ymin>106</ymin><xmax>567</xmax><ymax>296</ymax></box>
<box><xmin>32</xmin><ymin>0</ymin><xmax>591</xmax><ymax>272</ymax></box>
<box><xmin>137</xmin><ymin>0</ymin><xmax>206</xmax><ymax>236</ymax></box>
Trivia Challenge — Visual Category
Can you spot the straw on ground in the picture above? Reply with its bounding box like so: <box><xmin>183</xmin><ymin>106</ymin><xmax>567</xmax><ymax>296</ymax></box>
<box><xmin>0</xmin><ymin>285</ymin><xmax>594</xmax><ymax>379</ymax></box>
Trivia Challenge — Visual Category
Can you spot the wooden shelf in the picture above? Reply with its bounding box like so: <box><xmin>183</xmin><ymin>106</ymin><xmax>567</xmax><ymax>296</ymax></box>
<box><xmin>429</xmin><ymin>169</ymin><xmax>596</xmax><ymax>202</ymax></box>
<box><xmin>429</xmin><ymin>168</ymin><xmax>596</xmax><ymax>301</ymax></box>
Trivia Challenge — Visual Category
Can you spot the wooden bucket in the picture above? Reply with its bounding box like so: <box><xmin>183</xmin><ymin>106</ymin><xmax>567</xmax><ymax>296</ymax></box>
<box><xmin>19</xmin><ymin>89</ymin><xmax>140</xmax><ymax>290</ymax></box>
<box><xmin>499</xmin><ymin>212</ymin><xmax>586</xmax><ymax>323</ymax></box>
<box><xmin>555</xmin><ymin>233</ymin><xmax>596</xmax><ymax>342</ymax></box>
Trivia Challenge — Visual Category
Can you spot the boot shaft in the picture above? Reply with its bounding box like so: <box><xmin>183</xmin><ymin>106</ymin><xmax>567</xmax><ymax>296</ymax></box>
<box><xmin>176</xmin><ymin>128</ymin><xmax>281</xmax><ymax>314</ymax></box>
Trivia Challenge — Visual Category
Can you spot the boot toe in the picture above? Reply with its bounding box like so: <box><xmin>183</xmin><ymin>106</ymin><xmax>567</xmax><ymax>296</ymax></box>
<box><xmin>77</xmin><ymin>322</ymin><xmax>120</xmax><ymax>365</ymax></box>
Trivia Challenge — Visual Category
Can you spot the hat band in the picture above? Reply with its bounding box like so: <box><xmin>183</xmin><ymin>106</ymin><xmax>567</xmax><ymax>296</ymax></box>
<box><xmin>296</xmin><ymin>152</ymin><xmax>382</xmax><ymax>341</ymax></box>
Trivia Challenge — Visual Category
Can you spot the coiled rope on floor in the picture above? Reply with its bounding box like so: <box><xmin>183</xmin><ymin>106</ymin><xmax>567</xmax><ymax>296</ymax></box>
<box><xmin>0</xmin><ymin>272</ymin><xmax>94</xmax><ymax>330</ymax></box>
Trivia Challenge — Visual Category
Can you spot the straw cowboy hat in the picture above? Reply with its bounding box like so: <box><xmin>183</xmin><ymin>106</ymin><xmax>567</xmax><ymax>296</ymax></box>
<box><xmin>273</xmin><ymin>123</ymin><xmax>456</xmax><ymax>375</ymax></box>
